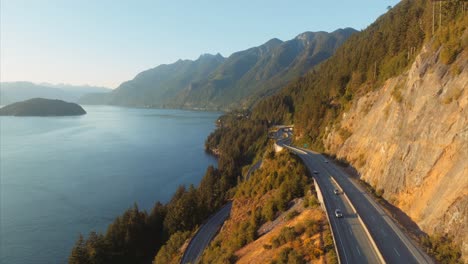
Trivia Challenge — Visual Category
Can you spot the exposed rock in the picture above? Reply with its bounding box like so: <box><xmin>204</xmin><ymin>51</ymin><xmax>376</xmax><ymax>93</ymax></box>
<box><xmin>324</xmin><ymin>44</ymin><xmax>467</xmax><ymax>259</ymax></box>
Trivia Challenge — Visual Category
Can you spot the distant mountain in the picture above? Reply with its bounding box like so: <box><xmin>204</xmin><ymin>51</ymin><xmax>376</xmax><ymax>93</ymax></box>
<box><xmin>81</xmin><ymin>53</ymin><xmax>226</xmax><ymax>107</ymax></box>
<box><xmin>0</xmin><ymin>98</ymin><xmax>86</xmax><ymax>116</ymax></box>
<box><xmin>0</xmin><ymin>82</ymin><xmax>111</xmax><ymax>105</ymax></box>
<box><xmin>174</xmin><ymin>28</ymin><xmax>357</xmax><ymax>110</ymax></box>
<box><xmin>79</xmin><ymin>28</ymin><xmax>357</xmax><ymax>110</ymax></box>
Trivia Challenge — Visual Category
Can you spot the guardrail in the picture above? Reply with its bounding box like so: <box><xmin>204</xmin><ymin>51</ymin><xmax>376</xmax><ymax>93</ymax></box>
<box><xmin>330</xmin><ymin>176</ymin><xmax>386</xmax><ymax>264</ymax></box>
<box><xmin>312</xmin><ymin>177</ymin><xmax>342</xmax><ymax>264</ymax></box>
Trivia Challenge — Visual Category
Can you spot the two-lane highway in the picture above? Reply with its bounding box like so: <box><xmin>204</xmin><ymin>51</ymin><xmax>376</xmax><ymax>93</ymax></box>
<box><xmin>180</xmin><ymin>202</ymin><xmax>233</xmax><ymax>264</ymax></box>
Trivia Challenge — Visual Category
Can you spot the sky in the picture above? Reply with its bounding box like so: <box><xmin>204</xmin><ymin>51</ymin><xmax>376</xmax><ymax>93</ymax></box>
<box><xmin>1</xmin><ymin>0</ymin><xmax>400</xmax><ymax>89</ymax></box>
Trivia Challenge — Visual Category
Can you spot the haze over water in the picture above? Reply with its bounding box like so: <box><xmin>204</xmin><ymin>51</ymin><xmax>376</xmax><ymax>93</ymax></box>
<box><xmin>0</xmin><ymin>106</ymin><xmax>220</xmax><ymax>264</ymax></box>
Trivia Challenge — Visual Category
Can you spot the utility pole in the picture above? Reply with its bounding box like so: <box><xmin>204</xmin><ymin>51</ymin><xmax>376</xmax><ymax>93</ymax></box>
<box><xmin>439</xmin><ymin>1</ymin><xmax>442</xmax><ymax>28</ymax></box>
<box><xmin>432</xmin><ymin>1</ymin><xmax>435</xmax><ymax>35</ymax></box>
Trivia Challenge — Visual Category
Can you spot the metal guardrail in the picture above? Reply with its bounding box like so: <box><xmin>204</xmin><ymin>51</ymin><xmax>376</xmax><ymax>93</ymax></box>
<box><xmin>330</xmin><ymin>176</ymin><xmax>386</xmax><ymax>264</ymax></box>
<box><xmin>312</xmin><ymin>177</ymin><xmax>342</xmax><ymax>264</ymax></box>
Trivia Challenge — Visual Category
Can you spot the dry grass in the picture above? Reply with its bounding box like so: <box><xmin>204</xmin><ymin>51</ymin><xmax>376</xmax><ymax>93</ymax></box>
<box><xmin>235</xmin><ymin>208</ymin><xmax>330</xmax><ymax>264</ymax></box>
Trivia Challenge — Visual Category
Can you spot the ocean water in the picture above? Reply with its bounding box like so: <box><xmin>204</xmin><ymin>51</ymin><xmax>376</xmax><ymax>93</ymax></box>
<box><xmin>0</xmin><ymin>106</ymin><xmax>220</xmax><ymax>264</ymax></box>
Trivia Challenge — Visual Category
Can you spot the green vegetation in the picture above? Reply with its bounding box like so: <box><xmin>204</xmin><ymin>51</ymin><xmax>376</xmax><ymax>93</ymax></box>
<box><xmin>248</xmin><ymin>0</ymin><xmax>466</xmax><ymax>150</ymax></box>
<box><xmin>153</xmin><ymin>231</ymin><xmax>191</xmax><ymax>264</ymax></box>
<box><xmin>80</xmin><ymin>29</ymin><xmax>356</xmax><ymax>111</ymax></box>
<box><xmin>70</xmin><ymin>1</ymin><xmax>466</xmax><ymax>263</ymax></box>
<box><xmin>421</xmin><ymin>234</ymin><xmax>463</xmax><ymax>264</ymax></box>
<box><xmin>271</xmin><ymin>247</ymin><xmax>306</xmax><ymax>264</ymax></box>
<box><xmin>69</xmin><ymin>113</ymin><xmax>269</xmax><ymax>264</ymax></box>
<box><xmin>201</xmin><ymin>151</ymin><xmax>314</xmax><ymax>263</ymax></box>
<box><xmin>69</xmin><ymin>204</ymin><xmax>165</xmax><ymax>264</ymax></box>
<box><xmin>0</xmin><ymin>98</ymin><xmax>86</xmax><ymax>116</ymax></box>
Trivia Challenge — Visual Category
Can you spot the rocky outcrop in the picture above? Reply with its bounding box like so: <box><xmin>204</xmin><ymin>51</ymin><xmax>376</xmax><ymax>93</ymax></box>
<box><xmin>324</xmin><ymin>44</ymin><xmax>467</xmax><ymax>258</ymax></box>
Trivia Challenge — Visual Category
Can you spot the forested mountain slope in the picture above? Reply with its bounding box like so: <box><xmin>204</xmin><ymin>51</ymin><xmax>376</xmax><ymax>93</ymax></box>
<box><xmin>172</xmin><ymin>28</ymin><xmax>356</xmax><ymax>110</ymax></box>
<box><xmin>250</xmin><ymin>0</ymin><xmax>467</xmax><ymax>261</ymax></box>
<box><xmin>79</xmin><ymin>29</ymin><xmax>356</xmax><ymax>110</ymax></box>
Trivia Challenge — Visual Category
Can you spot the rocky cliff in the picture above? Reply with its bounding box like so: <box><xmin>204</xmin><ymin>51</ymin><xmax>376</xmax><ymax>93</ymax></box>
<box><xmin>324</xmin><ymin>43</ymin><xmax>467</xmax><ymax>259</ymax></box>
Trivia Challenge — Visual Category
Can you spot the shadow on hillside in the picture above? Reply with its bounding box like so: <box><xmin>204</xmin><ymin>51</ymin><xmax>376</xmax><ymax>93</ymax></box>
<box><xmin>322</xmin><ymin>152</ymin><xmax>429</xmax><ymax>241</ymax></box>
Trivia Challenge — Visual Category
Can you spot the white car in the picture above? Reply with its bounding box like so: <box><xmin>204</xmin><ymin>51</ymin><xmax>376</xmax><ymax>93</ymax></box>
<box><xmin>333</xmin><ymin>189</ymin><xmax>340</xmax><ymax>195</ymax></box>
<box><xmin>335</xmin><ymin>209</ymin><xmax>343</xmax><ymax>218</ymax></box>
<box><xmin>313</xmin><ymin>170</ymin><xmax>319</xmax><ymax>174</ymax></box>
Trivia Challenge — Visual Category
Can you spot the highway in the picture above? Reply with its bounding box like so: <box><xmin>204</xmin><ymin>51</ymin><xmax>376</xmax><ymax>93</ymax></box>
<box><xmin>278</xmin><ymin>137</ymin><xmax>433</xmax><ymax>263</ymax></box>
<box><xmin>283</xmin><ymin>144</ymin><xmax>382</xmax><ymax>263</ymax></box>
<box><xmin>180</xmin><ymin>202</ymin><xmax>232</xmax><ymax>264</ymax></box>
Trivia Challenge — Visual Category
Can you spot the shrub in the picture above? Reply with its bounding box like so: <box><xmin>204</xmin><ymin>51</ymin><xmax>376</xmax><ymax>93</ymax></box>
<box><xmin>285</xmin><ymin>210</ymin><xmax>300</xmax><ymax>221</ymax></box>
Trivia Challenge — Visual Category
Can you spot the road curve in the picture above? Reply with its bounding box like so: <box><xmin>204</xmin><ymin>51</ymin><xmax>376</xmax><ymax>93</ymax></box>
<box><xmin>286</xmin><ymin>144</ymin><xmax>434</xmax><ymax>264</ymax></box>
<box><xmin>180</xmin><ymin>202</ymin><xmax>233</xmax><ymax>264</ymax></box>
<box><xmin>283</xmin><ymin>145</ymin><xmax>382</xmax><ymax>264</ymax></box>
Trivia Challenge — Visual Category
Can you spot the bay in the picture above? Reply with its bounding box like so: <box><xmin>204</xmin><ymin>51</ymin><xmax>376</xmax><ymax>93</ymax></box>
<box><xmin>0</xmin><ymin>106</ymin><xmax>220</xmax><ymax>264</ymax></box>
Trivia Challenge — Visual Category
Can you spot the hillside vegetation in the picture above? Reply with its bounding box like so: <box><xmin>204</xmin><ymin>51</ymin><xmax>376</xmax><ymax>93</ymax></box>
<box><xmin>252</xmin><ymin>0</ymin><xmax>465</xmax><ymax>149</ymax></box>
<box><xmin>69</xmin><ymin>114</ymin><xmax>269</xmax><ymax>264</ymax></box>
<box><xmin>250</xmin><ymin>0</ymin><xmax>466</xmax><ymax>261</ymax></box>
<box><xmin>69</xmin><ymin>0</ymin><xmax>466</xmax><ymax>263</ymax></box>
<box><xmin>201</xmin><ymin>150</ymin><xmax>336</xmax><ymax>264</ymax></box>
<box><xmin>0</xmin><ymin>98</ymin><xmax>86</xmax><ymax>116</ymax></box>
<box><xmin>79</xmin><ymin>29</ymin><xmax>356</xmax><ymax>110</ymax></box>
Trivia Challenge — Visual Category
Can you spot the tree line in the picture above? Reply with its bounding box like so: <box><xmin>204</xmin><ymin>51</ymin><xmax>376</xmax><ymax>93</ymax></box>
<box><xmin>69</xmin><ymin>113</ymin><xmax>269</xmax><ymax>264</ymax></box>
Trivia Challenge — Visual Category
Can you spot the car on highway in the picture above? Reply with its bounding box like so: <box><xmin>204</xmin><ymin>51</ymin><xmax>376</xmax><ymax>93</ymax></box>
<box><xmin>333</xmin><ymin>189</ymin><xmax>340</xmax><ymax>195</ymax></box>
<box><xmin>313</xmin><ymin>170</ymin><xmax>319</xmax><ymax>174</ymax></box>
<box><xmin>324</xmin><ymin>160</ymin><xmax>328</xmax><ymax>163</ymax></box>
<box><xmin>334</xmin><ymin>209</ymin><xmax>343</xmax><ymax>218</ymax></box>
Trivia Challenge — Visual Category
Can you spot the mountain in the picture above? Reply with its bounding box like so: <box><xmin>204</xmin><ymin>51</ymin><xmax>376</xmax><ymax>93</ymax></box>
<box><xmin>80</xmin><ymin>53</ymin><xmax>226</xmax><ymax>107</ymax></box>
<box><xmin>0</xmin><ymin>98</ymin><xmax>86</xmax><ymax>116</ymax></box>
<box><xmin>174</xmin><ymin>28</ymin><xmax>356</xmax><ymax>110</ymax></box>
<box><xmin>79</xmin><ymin>28</ymin><xmax>357</xmax><ymax>110</ymax></box>
<box><xmin>250</xmin><ymin>0</ymin><xmax>466</xmax><ymax>261</ymax></box>
<box><xmin>0</xmin><ymin>82</ymin><xmax>111</xmax><ymax>105</ymax></box>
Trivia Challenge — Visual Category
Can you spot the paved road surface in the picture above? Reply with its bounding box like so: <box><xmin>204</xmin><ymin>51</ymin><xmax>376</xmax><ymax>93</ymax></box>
<box><xmin>180</xmin><ymin>202</ymin><xmax>233</xmax><ymax>264</ymax></box>
<box><xmin>284</xmin><ymin>143</ymin><xmax>433</xmax><ymax>264</ymax></box>
<box><xmin>283</xmin><ymin>145</ymin><xmax>382</xmax><ymax>263</ymax></box>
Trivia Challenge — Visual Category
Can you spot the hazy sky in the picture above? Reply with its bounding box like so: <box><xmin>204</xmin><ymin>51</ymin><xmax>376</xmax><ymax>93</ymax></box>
<box><xmin>1</xmin><ymin>0</ymin><xmax>400</xmax><ymax>88</ymax></box>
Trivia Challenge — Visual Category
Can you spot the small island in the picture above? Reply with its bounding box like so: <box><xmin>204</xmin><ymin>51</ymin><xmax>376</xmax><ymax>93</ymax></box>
<box><xmin>0</xmin><ymin>98</ymin><xmax>87</xmax><ymax>116</ymax></box>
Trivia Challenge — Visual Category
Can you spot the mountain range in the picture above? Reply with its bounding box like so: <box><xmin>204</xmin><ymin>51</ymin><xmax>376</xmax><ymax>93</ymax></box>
<box><xmin>0</xmin><ymin>82</ymin><xmax>110</xmax><ymax>105</ymax></box>
<box><xmin>79</xmin><ymin>28</ymin><xmax>357</xmax><ymax>110</ymax></box>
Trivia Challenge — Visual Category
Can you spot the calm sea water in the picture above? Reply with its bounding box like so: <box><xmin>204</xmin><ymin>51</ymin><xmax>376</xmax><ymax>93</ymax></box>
<box><xmin>0</xmin><ymin>106</ymin><xmax>220</xmax><ymax>264</ymax></box>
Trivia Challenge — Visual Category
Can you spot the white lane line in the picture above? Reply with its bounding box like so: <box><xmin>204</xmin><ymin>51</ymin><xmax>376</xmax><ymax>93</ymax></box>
<box><xmin>356</xmin><ymin>246</ymin><xmax>361</xmax><ymax>256</ymax></box>
<box><xmin>349</xmin><ymin>227</ymin><xmax>353</xmax><ymax>235</ymax></box>
<box><xmin>394</xmin><ymin>248</ymin><xmax>401</xmax><ymax>257</ymax></box>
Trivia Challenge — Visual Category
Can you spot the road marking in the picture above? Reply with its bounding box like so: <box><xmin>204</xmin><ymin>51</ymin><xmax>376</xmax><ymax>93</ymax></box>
<box><xmin>394</xmin><ymin>248</ymin><xmax>401</xmax><ymax>257</ymax></box>
<box><xmin>356</xmin><ymin>246</ymin><xmax>361</xmax><ymax>256</ymax></box>
<box><xmin>349</xmin><ymin>227</ymin><xmax>353</xmax><ymax>235</ymax></box>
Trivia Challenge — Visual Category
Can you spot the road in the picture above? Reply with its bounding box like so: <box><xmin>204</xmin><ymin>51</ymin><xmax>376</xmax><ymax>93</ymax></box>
<box><xmin>180</xmin><ymin>159</ymin><xmax>264</xmax><ymax>264</ymax></box>
<box><xmin>180</xmin><ymin>202</ymin><xmax>232</xmax><ymax>264</ymax></box>
<box><xmin>280</xmin><ymin>140</ymin><xmax>433</xmax><ymax>263</ymax></box>
<box><xmin>245</xmin><ymin>160</ymin><xmax>262</xmax><ymax>180</ymax></box>
<box><xmin>283</xmin><ymin>145</ymin><xmax>382</xmax><ymax>263</ymax></box>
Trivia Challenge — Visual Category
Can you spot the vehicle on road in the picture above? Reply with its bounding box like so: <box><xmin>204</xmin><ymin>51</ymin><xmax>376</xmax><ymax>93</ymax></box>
<box><xmin>313</xmin><ymin>170</ymin><xmax>319</xmax><ymax>174</ymax></box>
<box><xmin>335</xmin><ymin>209</ymin><xmax>343</xmax><ymax>218</ymax></box>
<box><xmin>324</xmin><ymin>160</ymin><xmax>328</xmax><ymax>163</ymax></box>
<box><xmin>334</xmin><ymin>189</ymin><xmax>340</xmax><ymax>195</ymax></box>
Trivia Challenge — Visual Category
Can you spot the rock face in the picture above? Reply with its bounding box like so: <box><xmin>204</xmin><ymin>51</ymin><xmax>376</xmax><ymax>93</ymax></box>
<box><xmin>324</xmin><ymin>44</ymin><xmax>467</xmax><ymax>258</ymax></box>
<box><xmin>0</xmin><ymin>98</ymin><xmax>87</xmax><ymax>116</ymax></box>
